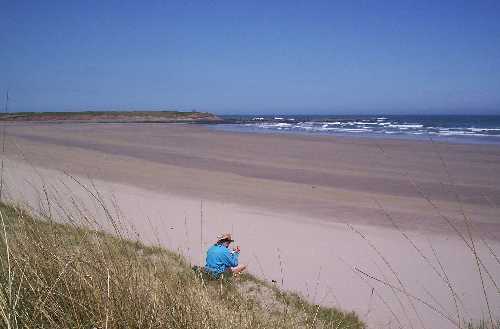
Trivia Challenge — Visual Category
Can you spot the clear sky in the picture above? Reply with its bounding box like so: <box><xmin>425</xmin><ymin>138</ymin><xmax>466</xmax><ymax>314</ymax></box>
<box><xmin>1</xmin><ymin>0</ymin><xmax>500</xmax><ymax>115</ymax></box>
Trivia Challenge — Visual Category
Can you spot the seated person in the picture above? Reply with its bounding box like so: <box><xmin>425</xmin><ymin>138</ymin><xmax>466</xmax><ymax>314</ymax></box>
<box><xmin>205</xmin><ymin>233</ymin><xmax>247</xmax><ymax>278</ymax></box>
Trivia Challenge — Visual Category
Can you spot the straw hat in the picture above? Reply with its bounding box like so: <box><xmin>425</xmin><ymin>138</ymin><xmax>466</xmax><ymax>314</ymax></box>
<box><xmin>216</xmin><ymin>233</ymin><xmax>234</xmax><ymax>243</ymax></box>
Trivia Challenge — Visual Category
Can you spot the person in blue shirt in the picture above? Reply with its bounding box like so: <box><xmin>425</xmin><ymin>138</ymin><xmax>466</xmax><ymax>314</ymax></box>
<box><xmin>205</xmin><ymin>233</ymin><xmax>247</xmax><ymax>278</ymax></box>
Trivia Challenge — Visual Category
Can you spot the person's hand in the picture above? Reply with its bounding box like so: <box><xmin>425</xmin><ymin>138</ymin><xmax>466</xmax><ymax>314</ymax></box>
<box><xmin>233</xmin><ymin>245</ymin><xmax>241</xmax><ymax>253</ymax></box>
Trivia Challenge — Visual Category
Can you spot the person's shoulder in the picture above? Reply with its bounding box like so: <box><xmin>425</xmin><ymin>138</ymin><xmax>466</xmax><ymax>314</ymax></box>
<box><xmin>212</xmin><ymin>244</ymin><xmax>228</xmax><ymax>252</ymax></box>
<box><xmin>210</xmin><ymin>244</ymin><xmax>225</xmax><ymax>251</ymax></box>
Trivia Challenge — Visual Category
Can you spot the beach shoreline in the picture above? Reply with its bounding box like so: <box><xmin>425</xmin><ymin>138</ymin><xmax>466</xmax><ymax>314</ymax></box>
<box><xmin>4</xmin><ymin>122</ymin><xmax>500</xmax><ymax>236</ymax></box>
<box><xmin>211</xmin><ymin>114</ymin><xmax>500</xmax><ymax>145</ymax></box>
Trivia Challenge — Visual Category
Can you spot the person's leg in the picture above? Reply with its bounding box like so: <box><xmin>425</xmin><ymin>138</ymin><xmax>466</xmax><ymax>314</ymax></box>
<box><xmin>230</xmin><ymin>264</ymin><xmax>247</xmax><ymax>275</ymax></box>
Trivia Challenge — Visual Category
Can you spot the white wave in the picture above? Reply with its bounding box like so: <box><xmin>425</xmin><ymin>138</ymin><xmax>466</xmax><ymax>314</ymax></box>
<box><xmin>240</xmin><ymin>120</ymin><xmax>500</xmax><ymax>141</ymax></box>
<box><xmin>437</xmin><ymin>131</ymin><xmax>476</xmax><ymax>136</ymax></box>
<box><xmin>307</xmin><ymin>122</ymin><xmax>338</xmax><ymax>128</ymax></box>
<box><xmin>467</xmin><ymin>127</ymin><xmax>500</xmax><ymax>132</ymax></box>
<box><xmin>437</xmin><ymin>132</ymin><xmax>497</xmax><ymax>137</ymax></box>
<box><xmin>321</xmin><ymin>126</ymin><xmax>337</xmax><ymax>130</ymax></box>
<box><xmin>388</xmin><ymin>124</ymin><xmax>424</xmax><ymax>129</ymax></box>
<box><xmin>336</xmin><ymin>128</ymin><xmax>372</xmax><ymax>132</ymax></box>
<box><xmin>276</xmin><ymin>123</ymin><xmax>293</xmax><ymax>127</ymax></box>
<box><xmin>354</xmin><ymin>122</ymin><xmax>379</xmax><ymax>125</ymax></box>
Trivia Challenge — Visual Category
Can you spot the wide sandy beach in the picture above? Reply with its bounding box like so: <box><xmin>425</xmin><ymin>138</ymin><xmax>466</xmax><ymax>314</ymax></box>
<box><xmin>2</xmin><ymin>123</ymin><xmax>500</xmax><ymax>328</ymax></box>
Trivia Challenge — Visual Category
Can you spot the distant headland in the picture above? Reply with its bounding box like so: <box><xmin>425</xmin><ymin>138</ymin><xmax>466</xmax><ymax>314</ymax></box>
<box><xmin>0</xmin><ymin>110</ymin><xmax>222</xmax><ymax>123</ymax></box>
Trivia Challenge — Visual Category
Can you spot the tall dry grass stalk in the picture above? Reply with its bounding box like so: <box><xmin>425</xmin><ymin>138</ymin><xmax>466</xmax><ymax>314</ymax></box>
<box><xmin>348</xmin><ymin>223</ymin><xmax>418</xmax><ymax>328</ymax></box>
<box><xmin>337</xmin><ymin>256</ymin><xmax>404</xmax><ymax>328</ymax></box>
<box><xmin>427</xmin><ymin>137</ymin><xmax>495</xmax><ymax>328</ymax></box>
<box><xmin>0</xmin><ymin>199</ymin><xmax>364</xmax><ymax>329</ymax></box>
<box><xmin>0</xmin><ymin>91</ymin><xmax>9</xmax><ymax>201</ymax></box>
<box><xmin>372</xmin><ymin>196</ymin><xmax>465</xmax><ymax>327</ymax></box>
<box><xmin>364</xmin><ymin>140</ymin><xmax>499</xmax><ymax>329</ymax></box>
<box><xmin>200</xmin><ymin>200</ymin><xmax>204</xmax><ymax>268</ymax></box>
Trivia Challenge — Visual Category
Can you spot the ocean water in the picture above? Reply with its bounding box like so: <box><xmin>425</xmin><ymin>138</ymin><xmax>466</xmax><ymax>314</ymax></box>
<box><xmin>212</xmin><ymin>115</ymin><xmax>500</xmax><ymax>144</ymax></box>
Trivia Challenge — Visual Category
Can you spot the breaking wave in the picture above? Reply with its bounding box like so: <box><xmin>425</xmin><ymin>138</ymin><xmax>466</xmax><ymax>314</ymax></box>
<box><xmin>214</xmin><ymin>115</ymin><xmax>500</xmax><ymax>144</ymax></box>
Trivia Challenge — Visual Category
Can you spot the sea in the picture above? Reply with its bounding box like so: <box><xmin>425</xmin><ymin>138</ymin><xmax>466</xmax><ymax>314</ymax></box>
<box><xmin>211</xmin><ymin>114</ymin><xmax>500</xmax><ymax>144</ymax></box>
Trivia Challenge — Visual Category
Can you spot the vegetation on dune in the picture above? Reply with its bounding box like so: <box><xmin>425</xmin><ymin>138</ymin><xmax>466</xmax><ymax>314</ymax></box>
<box><xmin>0</xmin><ymin>110</ymin><xmax>221</xmax><ymax>122</ymax></box>
<box><xmin>0</xmin><ymin>202</ymin><xmax>364</xmax><ymax>329</ymax></box>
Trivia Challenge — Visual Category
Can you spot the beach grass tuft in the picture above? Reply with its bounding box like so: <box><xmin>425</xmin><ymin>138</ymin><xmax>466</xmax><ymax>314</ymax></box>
<box><xmin>0</xmin><ymin>202</ymin><xmax>365</xmax><ymax>329</ymax></box>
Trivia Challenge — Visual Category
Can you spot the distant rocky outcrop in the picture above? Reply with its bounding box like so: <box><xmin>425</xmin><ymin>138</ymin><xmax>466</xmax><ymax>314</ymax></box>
<box><xmin>0</xmin><ymin>110</ymin><xmax>222</xmax><ymax>123</ymax></box>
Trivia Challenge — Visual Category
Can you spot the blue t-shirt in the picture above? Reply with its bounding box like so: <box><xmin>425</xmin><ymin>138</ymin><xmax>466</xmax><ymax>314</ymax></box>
<box><xmin>205</xmin><ymin>244</ymin><xmax>239</xmax><ymax>276</ymax></box>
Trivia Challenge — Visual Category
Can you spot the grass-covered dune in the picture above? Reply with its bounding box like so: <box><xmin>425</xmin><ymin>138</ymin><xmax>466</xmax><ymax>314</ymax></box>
<box><xmin>0</xmin><ymin>202</ymin><xmax>364</xmax><ymax>329</ymax></box>
<box><xmin>0</xmin><ymin>110</ymin><xmax>221</xmax><ymax>123</ymax></box>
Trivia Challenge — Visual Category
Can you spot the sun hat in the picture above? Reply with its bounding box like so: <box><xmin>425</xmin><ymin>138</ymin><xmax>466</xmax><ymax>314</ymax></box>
<box><xmin>216</xmin><ymin>233</ymin><xmax>234</xmax><ymax>243</ymax></box>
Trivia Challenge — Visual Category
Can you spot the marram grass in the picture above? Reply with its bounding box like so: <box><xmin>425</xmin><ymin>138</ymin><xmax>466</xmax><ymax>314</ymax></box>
<box><xmin>0</xmin><ymin>202</ymin><xmax>364</xmax><ymax>329</ymax></box>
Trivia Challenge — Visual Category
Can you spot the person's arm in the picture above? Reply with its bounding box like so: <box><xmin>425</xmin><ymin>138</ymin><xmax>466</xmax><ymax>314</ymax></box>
<box><xmin>223</xmin><ymin>248</ymin><xmax>239</xmax><ymax>267</ymax></box>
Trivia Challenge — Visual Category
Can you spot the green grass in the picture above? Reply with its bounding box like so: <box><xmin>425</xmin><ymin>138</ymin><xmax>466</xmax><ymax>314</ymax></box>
<box><xmin>0</xmin><ymin>110</ymin><xmax>219</xmax><ymax>122</ymax></box>
<box><xmin>0</xmin><ymin>202</ymin><xmax>364</xmax><ymax>329</ymax></box>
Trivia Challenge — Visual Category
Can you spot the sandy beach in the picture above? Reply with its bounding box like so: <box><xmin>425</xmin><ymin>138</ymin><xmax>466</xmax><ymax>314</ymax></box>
<box><xmin>2</xmin><ymin>123</ymin><xmax>500</xmax><ymax>328</ymax></box>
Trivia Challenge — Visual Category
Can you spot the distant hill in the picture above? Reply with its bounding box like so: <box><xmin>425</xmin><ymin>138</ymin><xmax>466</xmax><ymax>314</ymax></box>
<box><xmin>0</xmin><ymin>110</ymin><xmax>222</xmax><ymax>123</ymax></box>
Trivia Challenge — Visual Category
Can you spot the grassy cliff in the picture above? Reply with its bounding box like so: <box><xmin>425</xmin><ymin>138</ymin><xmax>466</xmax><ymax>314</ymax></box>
<box><xmin>0</xmin><ymin>202</ymin><xmax>364</xmax><ymax>329</ymax></box>
<box><xmin>0</xmin><ymin>110</ymin><xmax>221</xmax><ymax>123</ymax></box>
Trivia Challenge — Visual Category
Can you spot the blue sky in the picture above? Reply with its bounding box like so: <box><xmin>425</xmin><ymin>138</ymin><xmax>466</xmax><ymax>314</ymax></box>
<box><xmin>1</xmin><ymin>0</ymin><xmax>500</xmax><ymax>114</ymax></box>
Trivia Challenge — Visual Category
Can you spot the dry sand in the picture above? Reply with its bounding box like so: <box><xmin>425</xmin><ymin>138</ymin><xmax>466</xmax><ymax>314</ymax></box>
<box><xmin>2</xmin><ymin>123</ymin><xmax>500</xmax><ymax>328</ymax></box>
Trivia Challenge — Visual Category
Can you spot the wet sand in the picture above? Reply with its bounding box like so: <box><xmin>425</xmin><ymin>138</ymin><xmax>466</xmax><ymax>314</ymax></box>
<box><xmin>2</xmin><ymin>123</ymin><xmax>500</xmax><ymax>328</ymax></box>
<box><xmin>4</xmin><ymin>122</ymin><xmax>500</xmax><ymax>236</ymax></box>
